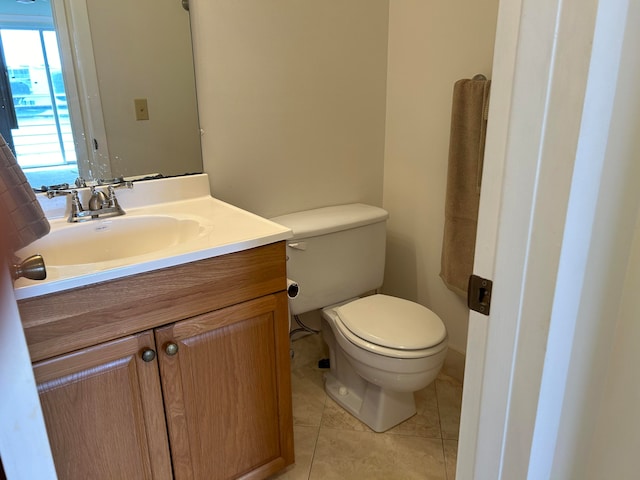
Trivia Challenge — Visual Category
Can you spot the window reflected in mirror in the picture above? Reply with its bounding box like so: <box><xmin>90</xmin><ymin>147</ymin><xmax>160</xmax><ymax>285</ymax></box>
<box><xmin>1</xmin><ymin>2</ymin><xmax>79</xmax><ymax>188</ymax></box>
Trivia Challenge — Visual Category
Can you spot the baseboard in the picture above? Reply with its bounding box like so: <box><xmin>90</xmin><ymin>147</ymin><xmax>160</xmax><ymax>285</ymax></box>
<box><xmin>442</xmin><ymin>347</ymin><xmax>465</xmax><ymax>384</ymax></box>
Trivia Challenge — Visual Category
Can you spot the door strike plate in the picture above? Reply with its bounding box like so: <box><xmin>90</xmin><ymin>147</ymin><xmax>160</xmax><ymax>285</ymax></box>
<box><xmin>468</xmin><ymin>274</ymin><xmax>493</xmax><ymax>315</ymax></box>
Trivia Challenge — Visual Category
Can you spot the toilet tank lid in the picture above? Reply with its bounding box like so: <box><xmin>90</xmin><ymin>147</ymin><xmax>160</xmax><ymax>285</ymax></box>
<box><xmin>270</xmin><ymin>203</ymin><xmax>388</xmax><ymax>239</ymax></box>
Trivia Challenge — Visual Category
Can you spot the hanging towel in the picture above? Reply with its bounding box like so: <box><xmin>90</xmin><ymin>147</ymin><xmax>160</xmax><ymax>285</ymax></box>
<box><xmin>440</xmin><ymin>77</ymin><xmax>491</xmax><ymax>298</ymax></box>
<box><xmin>0</xmin><ymin>133</ymin><xmax>50</xmax><ymax>254</ymax></box>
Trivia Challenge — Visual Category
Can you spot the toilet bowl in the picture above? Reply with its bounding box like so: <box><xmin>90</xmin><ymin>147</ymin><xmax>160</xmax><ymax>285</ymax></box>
<box><xmin>320</xmin><ymin>294</ymin><xmax>447</xmax><ymax>432</ymax></box>
<box><xmin>270</xmin><ymin>203</ymin><xmax>449</xmax><ymax>432</ymax></box>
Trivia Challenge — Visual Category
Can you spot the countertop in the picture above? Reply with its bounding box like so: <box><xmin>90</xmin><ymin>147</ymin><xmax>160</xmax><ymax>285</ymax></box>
<box><xmin>13</xmin><ymin>174</ymin><xmax>292</xmax><ymax>300</ymax></box>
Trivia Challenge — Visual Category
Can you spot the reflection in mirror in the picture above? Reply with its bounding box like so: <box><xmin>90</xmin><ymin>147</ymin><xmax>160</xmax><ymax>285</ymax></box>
<box><xmin>0</xmin><ymin>0</ymin><xmax>203</xmax><ymax>189</ymax></box>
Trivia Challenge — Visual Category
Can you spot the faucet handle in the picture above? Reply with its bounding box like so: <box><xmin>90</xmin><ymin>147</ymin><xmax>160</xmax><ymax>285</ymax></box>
<box><xmin>106</xmin><ymin>183</ymin><xmax>131</xmax><ymax>211</ymax></box>
<box><xmin>109</xmin><ymin>180</ymin><xmax>133</xmax><ymax>190</ymax></box>
<box><xmin>46</xmin><ymin>188</ymin><xmax>74</xmax><ymax>199</ymax></box>
<box><xmin>40</xmin><ymin>182</ymin><xmax>70</xmax><ymax>192</ymax></box>
<box><xmin>70</xmin><ymin>190</ymin><xmax>84</xmax><ymax>212</ymax></box>
<box><xmin>46</xmin><ymin>188</ymin><xmax>87</xmax><ymax>222</ymax></box>
<box><xmin>46</xmin><ymin>188</ymin><xmax>84</xmax><ymax>208</ymax></box>
<box><xmin>97</xmin><ymin>176</ymin><xmax>128</xmax><ymax>186</ymax></box>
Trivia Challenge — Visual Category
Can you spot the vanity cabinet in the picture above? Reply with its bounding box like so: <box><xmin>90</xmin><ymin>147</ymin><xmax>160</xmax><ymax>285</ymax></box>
<box><xmin>33</xmin><ymin>331</ymin><xmax>172</xmax><ymax>480</ymax></box>
<box><xmin>156</xmin><ymin>293</ymin><xmax>290</xmax><ymax>480</ymax></box>
<box><xmin>19</xmin><ymin>242</ymin><xmax>294</xmax><ymax>480</ymax></box>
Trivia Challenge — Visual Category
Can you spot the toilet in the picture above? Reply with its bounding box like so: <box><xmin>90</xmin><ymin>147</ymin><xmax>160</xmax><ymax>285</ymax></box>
<box><xmin>271</xmin><ymin>203</ymin><xmax>448</xmax><ymax>432</ymax></box>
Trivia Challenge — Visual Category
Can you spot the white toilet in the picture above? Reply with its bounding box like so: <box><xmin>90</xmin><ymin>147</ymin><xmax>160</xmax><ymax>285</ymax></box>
<box><xmin>271</xmin><ymin>203</ymin><xmax>448</xmax><ymax>432</ymax></box>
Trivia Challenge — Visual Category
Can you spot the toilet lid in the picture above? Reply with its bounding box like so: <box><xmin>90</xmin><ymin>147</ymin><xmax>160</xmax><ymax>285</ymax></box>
<box><xmin>334</xmin><ymin>295</ymin><xmax>446</xmax><ymax>350</ymax></box>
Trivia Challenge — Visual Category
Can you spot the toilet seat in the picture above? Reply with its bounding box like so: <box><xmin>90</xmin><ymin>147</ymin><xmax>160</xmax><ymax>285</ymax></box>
<box><xmin>331</xmin><ymin>295</ymin><xmax>447</xmax><ymax>359</ymax></box>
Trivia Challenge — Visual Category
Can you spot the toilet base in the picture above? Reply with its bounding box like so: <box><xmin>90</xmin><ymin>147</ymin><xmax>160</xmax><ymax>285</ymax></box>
<box><xmin>324</xmin><ymin>372</ymin><xmax>417</xmax><ymax>433</ymax></box>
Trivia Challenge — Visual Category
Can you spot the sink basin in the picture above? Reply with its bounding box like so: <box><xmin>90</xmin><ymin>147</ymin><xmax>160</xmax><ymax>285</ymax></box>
<box><xmin>20</xmin><ymin>215</ymin><xmax>203</xmax><ymax>266</ymax></box>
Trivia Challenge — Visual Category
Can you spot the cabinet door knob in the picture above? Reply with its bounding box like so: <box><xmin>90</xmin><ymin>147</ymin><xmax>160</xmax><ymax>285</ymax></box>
<box><xmin>141</xmin><ymin>349</ymin><xmax>156</xmax><ymax>362</ymax></box>
<box><xmin>165</xmin><ymin>343</ymin><xmax>179</xmax><ymax>356</ymax></box>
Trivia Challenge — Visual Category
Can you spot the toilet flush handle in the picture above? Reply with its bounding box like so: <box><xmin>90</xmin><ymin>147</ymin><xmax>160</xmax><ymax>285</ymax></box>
<box><xmin>288</xmin><ymin>242</ymin><xmax>307</xmax><ymax>251</ymax></box>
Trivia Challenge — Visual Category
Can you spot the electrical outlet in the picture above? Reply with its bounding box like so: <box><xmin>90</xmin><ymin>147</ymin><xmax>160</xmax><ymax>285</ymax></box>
<box><xmin>134</xmin><ymin>98</ymin><xmax>149</xmax><ymax>121</ymax></box>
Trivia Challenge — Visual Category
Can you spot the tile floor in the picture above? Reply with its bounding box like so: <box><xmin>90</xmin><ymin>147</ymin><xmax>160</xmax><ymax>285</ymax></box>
<box><xmin>270</xmin><ymin>333</ymin><xmax>463</xmax><ymax>480</ymax></box>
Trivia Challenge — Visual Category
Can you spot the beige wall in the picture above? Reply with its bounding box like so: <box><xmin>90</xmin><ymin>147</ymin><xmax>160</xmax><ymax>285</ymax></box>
<box><xmin>191</xmin><ymin>0</ymin><xmax>499</xmax><ymax>354</ymax></box>
<box><xmin>382</xmin><ymin>1</ymin><xmax>499</xmax><ymax>353</ymax></box>
<box><xmin>190</xmin><ymin>0</ymin><xmax>389</xmax><ymax>218</ymax></box>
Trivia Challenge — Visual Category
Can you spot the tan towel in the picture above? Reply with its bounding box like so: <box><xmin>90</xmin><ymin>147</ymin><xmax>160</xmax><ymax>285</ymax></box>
<box><xmin>0</xmin><ymin>133</ymin><xmax>50</xmax><ymax>255</ymax></box>
<box><xmin>440</xmin><ymin>77</ymin><xmax>491</xmax><ymax>298</ymax></box>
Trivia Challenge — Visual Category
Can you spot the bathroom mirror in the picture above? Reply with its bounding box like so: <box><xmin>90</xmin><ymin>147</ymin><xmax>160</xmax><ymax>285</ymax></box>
<box><xmin>0</xmin><ymin>0</ymin><xmax>203</xmax><ymax>188</ymax></box>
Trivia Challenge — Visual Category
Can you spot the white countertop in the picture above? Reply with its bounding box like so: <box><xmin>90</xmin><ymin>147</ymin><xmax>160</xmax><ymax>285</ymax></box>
<box><xmin>14</xmin><ymin>174</ymin><xmax>292</xmax><ymax>300</ymax></box>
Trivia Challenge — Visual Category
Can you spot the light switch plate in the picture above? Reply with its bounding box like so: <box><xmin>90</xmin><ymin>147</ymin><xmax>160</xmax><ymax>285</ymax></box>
<box><xmin>134</xmin><ymin>98</ymin><xmax>149</xmax><ymax>121</ymax></box>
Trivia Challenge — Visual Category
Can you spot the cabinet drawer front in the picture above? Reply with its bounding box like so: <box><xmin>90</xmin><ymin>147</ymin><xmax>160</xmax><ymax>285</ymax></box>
<box><xmin>34</xmin><ymin>331</ymin><xmax>172</xmax><ymax>480</ymax></box>
<box><xmin>156</xmin><ymin>293</ymin><xmax>293</xmax><ymax>480</ymax></box>
<box><xmin>20</xmin><ymin>242</ymin><xmax>286</xmax><ymax>362</ymax></box>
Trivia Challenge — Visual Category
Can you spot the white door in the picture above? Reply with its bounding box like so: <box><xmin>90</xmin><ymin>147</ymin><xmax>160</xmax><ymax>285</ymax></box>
<box><xmin>0</xmin><ymin>266</ymin><xmax>56</xmax><ymax>479</ymax></box>
<box><xmin>457</xmin><ymin>0</ymin><xmax>639</xmax><ymax>478</ymax></box>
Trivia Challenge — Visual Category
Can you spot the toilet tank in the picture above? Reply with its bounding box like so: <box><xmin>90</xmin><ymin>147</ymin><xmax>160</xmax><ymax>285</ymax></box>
<box><xmin>271</xmin><ymin>204</ymin><xmax>389</xmax><ymax>315</ymax></box>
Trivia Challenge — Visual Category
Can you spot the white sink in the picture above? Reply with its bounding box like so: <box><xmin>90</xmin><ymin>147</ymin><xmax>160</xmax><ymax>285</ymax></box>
<box><xmin>13</xmin><ymin>174</ymin><xmax>293</xmax><ymax>301</ymax></box>
<box><xmin>22</xmin><ymin>215</ymin><xmax>204</xmax><ymax>266</ymax></box>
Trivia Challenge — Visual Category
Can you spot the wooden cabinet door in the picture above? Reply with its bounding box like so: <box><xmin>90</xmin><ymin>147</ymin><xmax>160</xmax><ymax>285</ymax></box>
<box><xmin>156</xmin><ymin>292</ymin><xmax>294</xmax><ymax>480</ymax></box>
<box><xmin>33</xmin><ymin>331</ymin><xmax>172</xmax><ymax>480</ymax></box>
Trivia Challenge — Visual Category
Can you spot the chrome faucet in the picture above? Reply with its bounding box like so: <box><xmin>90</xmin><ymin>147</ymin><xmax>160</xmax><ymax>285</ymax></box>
<box><xmin>88</xmin><ymin>186</ymin><xmax>109</xmax><ymax>210</ymax></box>
<box><xmin>46</xmin><ymin>180</ymin><xmax>133</xmax><ymax>222</ymax></box>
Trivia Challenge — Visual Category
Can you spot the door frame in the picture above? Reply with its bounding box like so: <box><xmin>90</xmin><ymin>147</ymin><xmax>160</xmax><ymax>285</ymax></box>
<box><xmin>457</xmin><ymin>0</ymin><xmax>638</xmax><ymax>478</ymax></box>
<box><xmin>51</xmin><ymin>0</ymin><xmax>110</xmax><ymax>179</ymax></box>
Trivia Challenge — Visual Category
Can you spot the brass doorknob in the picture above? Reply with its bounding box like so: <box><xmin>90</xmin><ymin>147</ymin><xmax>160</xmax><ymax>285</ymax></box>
<box><xmin>165</xmin><ymin>343</ymin><xmax>179</xmax><ymax>356</ymax></box>
<box><xmin>141</xmin><ymin>349</ymin><xmax>156</xmax><ymax>362</ymax></box>
<box><xmin>11</xmin><ymin>254</ymin><xmax>46</xmax><ymax>281</ymax></box>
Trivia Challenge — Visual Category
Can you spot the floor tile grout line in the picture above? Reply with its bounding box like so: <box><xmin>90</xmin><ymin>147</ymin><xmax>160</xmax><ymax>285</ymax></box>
<box><xmin>306</xmin><ymin>422</ymin><xmax>322</xmax><ymax>480</ymax></box>
<box><xmin>442</xmin><ymin>436</ymin><xmax>451</xmax><ymax>480</ymax></box>
<box><xmin>435</xmin><ymin>378</ymin><xmax>451</xmax><ymax>480</ymax></box>
<box><xmin>306</xmin><ymin>389</ymin><xmax>329</xmax><ymax>480</ymax></box>
<box><xmin>435</xmin><ymin>378</ymin><xmax>444</xmax><ymax>440</ymax></box>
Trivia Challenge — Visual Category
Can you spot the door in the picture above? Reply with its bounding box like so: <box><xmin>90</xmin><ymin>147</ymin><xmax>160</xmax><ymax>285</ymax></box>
<box><xmin>155</xmin><ymin>293</ymin><xmax>294</xmax><ymax>480</ymax></box>
<box><xmin>457</xmin><ymin>0</ymin><xmax>637</xmax><ymax>478</ymax></box>
<box><xmin>0</xmin><ymin>266</ymin><xmax>56</xmax><ymax>480</ymax></box>
<box><xmin>34</xmin><ymin>330</ymin><xmax>172</xmax><ymax>480</ymax></box>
